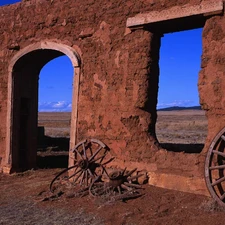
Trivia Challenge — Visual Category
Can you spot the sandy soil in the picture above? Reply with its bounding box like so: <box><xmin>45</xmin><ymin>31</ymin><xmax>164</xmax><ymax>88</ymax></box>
<box><xmin>1</xmin><ymin>169</ymin><xmax>225</xmax><ymax>225</ymax></box>
<box><xmin>1</xmin><ymin>110</ymin><xmax>221</xmax><ymax>224</ymax></box>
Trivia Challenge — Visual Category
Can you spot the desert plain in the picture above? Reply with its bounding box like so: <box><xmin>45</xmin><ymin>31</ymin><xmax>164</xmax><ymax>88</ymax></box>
<box><xmin>1</xmin><ymin>109</ymin><xmax>225</xmax><ymax>225</ymax></box>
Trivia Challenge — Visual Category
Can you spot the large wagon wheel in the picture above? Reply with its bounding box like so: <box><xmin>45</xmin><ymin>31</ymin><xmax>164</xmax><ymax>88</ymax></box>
<box><xmin>50</xmin><ymin>138</ymin><xmax>113</xmax><ymax>193</ymax></box>
<box><xmin>205</xmin><ymin>127</ymin><xmax>225</xmax><ymax>206</ymax></box>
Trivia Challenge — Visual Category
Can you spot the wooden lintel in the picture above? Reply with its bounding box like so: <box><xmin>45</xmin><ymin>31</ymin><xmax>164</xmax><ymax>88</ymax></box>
<box><xmin>126</xmin><ymin>0</ymin><xmax>223</xmax><ymax>28</ymax></box>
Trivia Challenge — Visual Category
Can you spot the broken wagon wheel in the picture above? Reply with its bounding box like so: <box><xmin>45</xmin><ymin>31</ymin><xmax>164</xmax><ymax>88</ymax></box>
<box><xmin>89</xmin><ymin>168</ymin><xmax>143</xmax><ymax>201</ymax></box>
<box><xmin>88</xmin><ymin>176</ymin><xmax>113</xmax><ymax>197</ymax></box>
<box><xmin>50</xmin><ymin>164</ymin><xmax>81</xmax><ymax>193</ymax></box>
<box><xmin>50</xmin><ymin>138</ymin><xmax>113</xmax><ymax>193</ymax></box>
<box><xmin>205</xmin><ymin>127</ymin><xmax>225</xmax><ymax>207</ymax></box>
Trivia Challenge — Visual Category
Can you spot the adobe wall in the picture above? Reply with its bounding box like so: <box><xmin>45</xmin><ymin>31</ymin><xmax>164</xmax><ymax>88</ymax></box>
<box><xmin>0</xmin><ymin>0</ymin><xmax>224</xmax><ymax>194</ymax></box>
<box><xmin>200</xmin><ymin>14</ymin><xmax>225</xmax><ymax>144</ymax></box>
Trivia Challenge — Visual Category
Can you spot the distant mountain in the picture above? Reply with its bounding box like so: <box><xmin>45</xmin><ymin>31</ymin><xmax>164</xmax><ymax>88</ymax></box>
<box><xmin>158</xmin><ymin>106</ymin><xmax>201</xmax><ymax>111</ymax></box>
<box><xmin>39</xmin><ymin>101</ymin><xmax>201</xmax><ymax>112</ymax></box>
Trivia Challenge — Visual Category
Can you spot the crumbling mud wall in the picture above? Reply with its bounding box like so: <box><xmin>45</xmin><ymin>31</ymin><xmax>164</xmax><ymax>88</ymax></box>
<box><xmin>199</xmin><ymin>13</ymin><xmax>225</xmax><ymax>166</ymax></box>
<box><xmin>0</xmin><ymin>0</ymin><xmax>224</xmax><ymax>195</ymax></box>
<box><xmin>200</xmin><ymin>14</ymin><xmax>225</xmax><ymax>144</ymax></box>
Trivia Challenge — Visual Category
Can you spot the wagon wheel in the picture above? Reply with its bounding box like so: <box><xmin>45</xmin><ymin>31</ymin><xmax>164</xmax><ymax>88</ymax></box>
<box><xmin>88</xmin><ymin>176</ymin><xmax>112</xmax><ymax>197</ymax></box>
<box><xmin>49</xmin><ymin>165</ymin><xmax>82</xmax><ymax>194</ymax></box>
<box><xmin>205</xmin><ymin>127</ymin><xmax>225</xmax><ymax>206</ymax></box>
<box><xmin>50</xmin><ymin>138</ymin><xmax>113</xmax><ymax>193</ymax></box>
<box><xmin>89</xmin><ymin>168</ymin><xmax>143</xmax><ymax>201</ymax></box>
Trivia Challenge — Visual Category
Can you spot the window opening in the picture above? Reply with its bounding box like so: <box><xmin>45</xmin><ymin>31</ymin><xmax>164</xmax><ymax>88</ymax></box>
<box><xmin>156</xmin><ymin>28</ymin><xmax>207</xmax><ymax>153</ymax></box>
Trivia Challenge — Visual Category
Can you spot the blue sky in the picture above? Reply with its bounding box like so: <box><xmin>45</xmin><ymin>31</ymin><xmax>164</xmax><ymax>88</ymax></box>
<box><xmin>38</xmin><ymin>56</ymin><xmax>73</xmax><ymax>112</ymax></box>
<box><xmin>1</xmin><ymin>0</ymin><xmax>202</xmax><ymax>111</ymax></box>
<box><xmin>0</xmin><ymin>0</ymin><xmax>20</xmax><ymax>6</ymax></box>
<box><xmin>158</xmin><ymin>28</ymin><xmax>202</xmax><ymax>109</ymax></box>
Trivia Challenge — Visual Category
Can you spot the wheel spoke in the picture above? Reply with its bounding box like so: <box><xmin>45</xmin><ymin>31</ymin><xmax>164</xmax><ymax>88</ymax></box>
<box><xmin>73</xmin><ymin>147</ymin><xmax>84</xmax><ymax>160</ymax></box>
<box><xmin>69</xmin><ymin>156</ymin><xmax>77</xmax><ymax>162</ymax></box>
<box><xmin>209</xmin><ymin>165</ymin><xmax>225</xmax><ymax>170</ymax></box>
<box><xmin>126</xmin><ymin>168</ymin><xmax>137</xmax><ymax>177</ymax></box>
<box><xmin>98</xmin><ymin>186</ymin><xmax>113</xmax><ymax>195</ymax></box>
<box><xmin>87</xmin><ymin>168</ymin><xmax>94</xmax><ymax>177</ymax></box>
<box><xmin>68</xmin><ymin>168</ymin><xmax>82</xmax><ymax>180</ymax></box>
<box><xmin>89</xmin><ymin>146</ymin><xmax>103</xmax><ymax>161</ymax></box>
<box><xmin>101</xmin><ymin>165</ymin><xmax>110</xmax><ymax>178</ymax></box>
<box><xmin>121</xmin><ymin>184</ymin><xmax>130</xmax><ymax>191</ymax></box>
<box><xmin>101</xmin><ymin>157</ymin><xmax>115</xmax><ymax>166</ymax></box>
<box><xmin>90</xmin><ymin>153</ymin><xmax>107</xmax><ymax>163</ymax></box>
<box><xmin>220</xmin><ymin>192</ymin><xmax>225</xmax><ymax>201</ymax></box>
<box><xmin>127</xmin><ymin>174</ymin><xmax>143</xmax><ymax>181</ymax></box>
<box><xmin>99</xmin><ymin>149</ymin><xmax>108</xmax><ymax>164</ymax></box>
<box><xmin>80</xmin><ymin>171</ymin><xmax>85</xmax><ymax>185</ymax></box>
<box><xmin>122</xmin><ymin>167</ymin><xmax>127</xmax><ymax>176</ymax></box>
<box><xmin>82</xmin><ymin>143</ymin><xmax>87</xmax><ymax>159</ymax></box>
<box><xmin>72</xmin><ymin>170</ymin><xmax>83</xmax><ymax>184</ymax></box>
<box><xmin>124</xmin><ymin>182</ymin><xmax>142</xmax><ymax>189</ymax></box>
<box><xmin>117</xmin><ymin>185</ymin><xmax>122</xmax><ymax>194</ymax></box>
<box><xmin>211</xmin><ymin>176</ymin><xmax>225</xmax><ymax>186</ymax></box>
<box><xmin>85</xmin><ymin>170</ymin><xmax>89</xmax><ymax>186</ymax></box>
<box><xmin>50</xmin><ymin>165</ymin><xmax>78</xmax><ymax>192</ymax></box>
<box><xmin>212</xmin><ymin>150</ymin><xmax>225</xmax><ymax>158</ymax></box>
<box><xmin>221</xmin><ymin>135</ymin><xmax>225</xmax><ymax>141</ymax></box>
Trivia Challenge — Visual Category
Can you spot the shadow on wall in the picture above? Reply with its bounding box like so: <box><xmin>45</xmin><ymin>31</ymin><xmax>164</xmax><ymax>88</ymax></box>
<box><xmin>160</xmin><ymin>143</ymin><xmax>204</xmax><ymax>153</ymax></box>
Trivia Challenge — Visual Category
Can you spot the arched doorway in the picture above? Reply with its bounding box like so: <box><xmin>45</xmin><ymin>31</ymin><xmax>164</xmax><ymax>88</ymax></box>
<box><xmin>5</xmin><ymin>41</ymin><xmax>81</xmax><ymax>172</ymax></box>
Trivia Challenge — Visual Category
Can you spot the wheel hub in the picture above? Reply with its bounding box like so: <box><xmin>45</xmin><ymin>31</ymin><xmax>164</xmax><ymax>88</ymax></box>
<box><xmin>78</xmin><ymin>159</ymin><xmax>89</xmax><ymax>170</ymax></box>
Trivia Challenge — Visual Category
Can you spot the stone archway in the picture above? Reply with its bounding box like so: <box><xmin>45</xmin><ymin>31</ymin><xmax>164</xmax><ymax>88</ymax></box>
<box><xmin>4</xmin><ymin>41</ymin><xmax>81</xmax><ymax>173</ymax></box>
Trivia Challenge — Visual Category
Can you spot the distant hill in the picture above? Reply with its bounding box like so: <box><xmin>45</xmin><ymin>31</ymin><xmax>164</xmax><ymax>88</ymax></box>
<box><xmin>158</xmin><ymin>106</ymin><xmax>201</xmax><ymax>111</ymax></box>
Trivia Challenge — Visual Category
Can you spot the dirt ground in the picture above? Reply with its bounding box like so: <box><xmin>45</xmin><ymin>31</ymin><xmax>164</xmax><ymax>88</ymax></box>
<box><xmin>1</xmin><ymin>168</ymin><xmax>225</xmax><ymax>225</ymax></box>
<box><xmin>1</xmin><ymin>110</ymin><xmax>223</xmax><ymax>224</ymax></box>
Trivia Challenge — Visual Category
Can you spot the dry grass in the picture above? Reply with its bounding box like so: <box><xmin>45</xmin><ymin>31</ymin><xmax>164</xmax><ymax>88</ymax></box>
<box><xmin>38</xmin><ymin>112</ymin><xmax>71</xmax><ymax>138</ymax></box>
<box><xmin>156</xmin><ymin>109</ymin><xmax>207</xmax><ymax>145</ymax></box>
<box><xmin>38</xmin><ymin>110</ymin><xmax>208</xmax><ymax>145</ymax></box>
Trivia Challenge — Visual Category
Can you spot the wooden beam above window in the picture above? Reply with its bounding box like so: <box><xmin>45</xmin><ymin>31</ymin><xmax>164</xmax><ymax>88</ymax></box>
<box><xmin>126</xmin><ymin>0</ymin><xmax>223</xmax><ymax>30</ymax></box>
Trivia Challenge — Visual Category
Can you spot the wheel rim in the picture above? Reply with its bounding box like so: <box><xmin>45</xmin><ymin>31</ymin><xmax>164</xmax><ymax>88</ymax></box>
<box><xmin>205</xmin><ymin>127</ymin><xmax>225</xmax><ymax>206</ymax></box>
<box><xmin>49</xmin><ymin>165</ymin><xmax>80</xmax><ymax>193</ymax></box>
<box><xmin>89</xmin><ymin>168</ymin><xmax>143</xmax><ymax>200</ymax></box>
<box><xmin>50</xmin><ymin>138</ymin><xmax>113</xmax><ymax>193</ymax></box>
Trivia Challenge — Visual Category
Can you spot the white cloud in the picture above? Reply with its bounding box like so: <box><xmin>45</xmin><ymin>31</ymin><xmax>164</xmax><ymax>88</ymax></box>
<box><xmin>52</xmin><ymin>101</ymin><xmax>67</xmax><ymax>108</ymax></box>
<box><xmin>39</xmin><ymin>101</ymin><xmax>72</xmax><ymax>112</ymax></box>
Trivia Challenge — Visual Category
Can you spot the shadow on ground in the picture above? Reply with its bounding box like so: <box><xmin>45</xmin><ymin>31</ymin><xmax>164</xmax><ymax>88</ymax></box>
<box><xmin>37</xmin><ymin>135</ymin><xmax>69</xmax><ymax>169</ymax></box>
